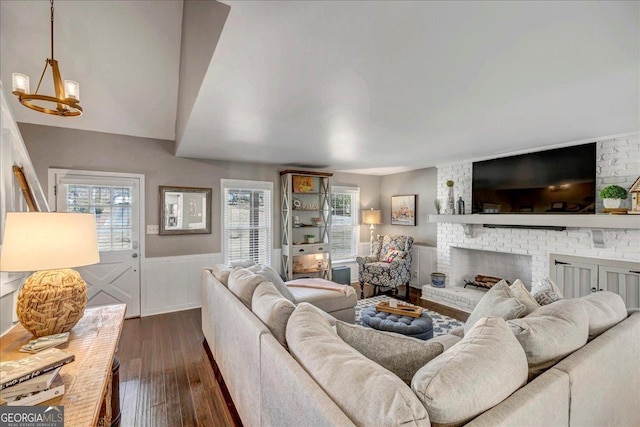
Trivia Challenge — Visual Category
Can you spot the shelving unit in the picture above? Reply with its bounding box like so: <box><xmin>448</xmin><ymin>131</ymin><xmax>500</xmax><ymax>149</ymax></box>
<box><xmin>280</xmin><ymin>170</ymin><xmax>333</xmax><ymax>280</ymax></box>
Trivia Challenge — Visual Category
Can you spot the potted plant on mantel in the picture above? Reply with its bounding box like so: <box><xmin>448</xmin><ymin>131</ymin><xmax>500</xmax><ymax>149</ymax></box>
<box><xmin>599</xmin><ymin>185</ymin><xmax>628</xmax><ymax>209</ymax></box>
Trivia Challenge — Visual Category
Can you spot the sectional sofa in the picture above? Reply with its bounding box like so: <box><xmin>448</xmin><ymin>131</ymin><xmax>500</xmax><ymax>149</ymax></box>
<box><xmin>202</xmin><ymin>266</ymin><xmax>640</xmax><ymax>427</ymax></box>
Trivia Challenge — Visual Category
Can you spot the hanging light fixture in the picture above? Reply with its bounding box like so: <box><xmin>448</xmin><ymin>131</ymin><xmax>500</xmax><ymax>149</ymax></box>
<box><xmin>12</xmin><ymin>0</ymin><xmax>82</xmax><ymax>116</ymax></box>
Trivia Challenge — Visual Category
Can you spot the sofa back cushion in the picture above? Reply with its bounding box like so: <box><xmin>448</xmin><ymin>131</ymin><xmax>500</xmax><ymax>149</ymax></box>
<box><xmin>336</xmin><ymin>321</ymin><xmax>460</xmax><ymax>385</ymax></box>
<box><xmin>228</xmin><ymin>267</ymin><xmax>267</xmax><ymax>307</ymax></box>
<box><xmin>252</xmin><ymin>282</ymin><xmax>296</xmax><ymax>348</ymax></box>
<box><xmin>411</xmin><ymin>317</ymin><xmax>528</xmax><ymax>427</ymax></box>
<box><xmin>247</xmin><ymin>264</ymin><xmax>296</xmax><ymax>302</ymax></box>
<box><xmin>287</xmin><ymin>303</ymin><xmax>430</xmax><ymax>427</ymax></box>
<box><xmin>507</xmin><ymin>299</ymin><xmax>588</xmax><ymax>378</ymax></box>
<box><xmin>579</xmin><ymin>291</ymin><xmax>627</xmax><ymax>339</ymax></box>
<box><xmin>464</xmin><ymin>280</ymin><xmax>526</xmax><ymax>334</ymax></box>
<box><xmin>211</xmin><ymin>264</ymin><xmax>233</xmax><ymax>286</ymax></box>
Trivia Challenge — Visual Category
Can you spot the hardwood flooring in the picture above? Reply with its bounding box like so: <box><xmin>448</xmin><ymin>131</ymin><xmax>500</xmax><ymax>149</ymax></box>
<box><xmin>116</xmin><ymin>283</ymin><xmax>467</xmax><ymax>426</ymax></box>
<box><xmin>117</xmin><ymin>308</ymin><xmax>237</xmax><ymax>427</ymax></box>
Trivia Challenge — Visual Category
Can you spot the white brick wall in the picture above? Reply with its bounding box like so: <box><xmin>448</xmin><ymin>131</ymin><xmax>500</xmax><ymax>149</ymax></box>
<box><xmin>436</xmin><ymin>135</ymin><xmax>640</xmax><ymax>287</ymax></box>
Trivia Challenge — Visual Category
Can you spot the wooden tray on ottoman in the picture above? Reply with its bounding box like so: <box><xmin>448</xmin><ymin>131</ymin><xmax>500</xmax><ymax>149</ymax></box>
<box><xmin>375</xmin><ymin>301</ymin><xmax>423</xmax><ymax>318</ymax></box>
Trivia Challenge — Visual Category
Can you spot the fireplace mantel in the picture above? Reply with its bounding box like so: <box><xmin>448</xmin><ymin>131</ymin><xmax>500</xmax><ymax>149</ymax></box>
<box><xmin>428</xmin><ymin>214</ymin><xmax>640</xmax><ymax>246</ymax></box>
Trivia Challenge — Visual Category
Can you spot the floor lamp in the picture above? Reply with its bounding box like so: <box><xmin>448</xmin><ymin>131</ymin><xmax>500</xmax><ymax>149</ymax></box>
<box><xmin>1</xmin><ymin>212</ymin><xmax>99</xmax><ymax>337</ymax></box>
<box><xmin>362</xmin><ymin>208</ymin><xmax>382</xmax><ymax>255</ymax></box>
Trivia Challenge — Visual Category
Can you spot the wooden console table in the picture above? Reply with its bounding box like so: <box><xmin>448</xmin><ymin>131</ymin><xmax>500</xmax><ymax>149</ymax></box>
<box><xmin>0</xmin><ymin>304</ymin><xmax>126</xmax><ymax>426</ymax></box>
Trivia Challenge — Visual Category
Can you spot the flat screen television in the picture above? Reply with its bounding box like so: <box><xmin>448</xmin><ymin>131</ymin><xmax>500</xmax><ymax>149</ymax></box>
<box><xmin>472</xmin><ymin>143</ymin><xmax>596</xmax><ymax>214</ymax></box>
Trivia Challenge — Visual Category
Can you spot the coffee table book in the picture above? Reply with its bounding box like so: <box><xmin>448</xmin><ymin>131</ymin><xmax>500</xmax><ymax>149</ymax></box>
<box><xmin>0</xmin><ymin>367</ymin><xmax>61</xmax><ymax>398</ymax></box>
<box><xmin>3</xmin><ymin>374</ymin><xmax>64</xmax><ymax>406</ymax></box>
<box><xmin>0</xmin><ymin>348</ymin><xmax>74</xmax><ymax>391</ymax></box>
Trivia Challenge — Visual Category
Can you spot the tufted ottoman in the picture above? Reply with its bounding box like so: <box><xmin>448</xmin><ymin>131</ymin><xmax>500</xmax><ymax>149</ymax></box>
<box><xmin>361</xmin><ymin>305</ymin><xmax>434</xmax><ymax>340</ymax></box>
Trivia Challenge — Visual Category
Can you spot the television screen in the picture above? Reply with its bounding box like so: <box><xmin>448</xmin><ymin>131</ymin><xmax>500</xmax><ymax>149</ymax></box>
<box><xmin>472</xmin><ymin>143</ymin><xmax>596</xmax><ymax>214</ymax></box>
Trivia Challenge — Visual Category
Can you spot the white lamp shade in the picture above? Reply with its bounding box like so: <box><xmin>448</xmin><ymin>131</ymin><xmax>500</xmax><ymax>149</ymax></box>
<box><xmin>12</xmin><ymin>73</ymin><xmax>29</xmax><ymax>94</ymax></box>
<box><xmin>362</xmin><ymin>209</ymin><xmax>382</xmax><ymax>225</ymax></box>
<box><xmin>1</xmin><ymin>212</ymin><xmax>99</xmax><ymax>272</ymax></box>
<box><xmin>64</xmin><ymin>80</ymin><xmax>80</xmax><ymax>100</ymax></box>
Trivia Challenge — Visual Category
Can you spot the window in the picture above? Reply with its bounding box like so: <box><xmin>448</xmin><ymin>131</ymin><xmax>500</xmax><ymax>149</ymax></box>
<box><xmin>331</xmin><ymin>186</ymin><xmax>360</xmax><ymax>260</ymax></box>
<box><xmin>65</xmin><ymin>184</ymin><xmax>133</xmax><ymax>251</ymax></box>
<box><xmin>222</xmin><ymin>180</ymin><xmax>273</xmax><ymax>265</ymax></box>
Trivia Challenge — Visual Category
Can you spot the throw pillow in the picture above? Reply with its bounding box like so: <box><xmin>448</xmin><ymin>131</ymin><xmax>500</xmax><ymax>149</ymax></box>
<box><xmin>384</xmin><ymin>249</ymin><xmax>403</xmax><ymax>263</ymax></box>
<box><xmin>252</xmin><ymin>282</ymin><xmax>296</xmax><ymax>348</ymax></box>
<box><xmin>510</xmin><ymin>279</ymin><xmax>541</xmax><ymax>316</ymax></box>
<box><xmin>411</xmin><ymin>317</ymin><xmax>528</xmax><ymax>426</ymax></box>
<box><xmin>507</xmin><ymin>298</ymin><xmax>588</xmax><ymax>378</ymax></box>
<box><xmin>335</xmin><ymin>321</ymin><xmax>460</xmax><ymax>385</ymax></box>
<box><xmin>287</xmin><ymin>303</ymin><xmax>430</xmax><ymax>426</ymax></box>
<box><xmin>531</xmin><ymin>277</ymin><xmax>563</xmax><ymax>305</ymax></box>
<box><xmin>464</xmin><ymin>280</ymin><xmax>526</xmax><ymax>334</ymax></box>
<box><xmin>579</xmin><ymin>291</ymin><xmax>627</xmax><ymax>339</ymax></box>
<box><xmin>247</xmin><ymin>264</ymin><xmax>296</xmax><ymax>302</ymax></box>
<box><xmin>228</xmin><ymin>267</ymin><xmax>267</xmax><ymax>307</ymax></box>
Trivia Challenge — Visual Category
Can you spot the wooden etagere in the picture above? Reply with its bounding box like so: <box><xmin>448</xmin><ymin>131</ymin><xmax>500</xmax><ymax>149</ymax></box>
<box><xmin>280</xmin><ymin>170</ymin><xmax>333</xmax><ymax>280</ymax></box>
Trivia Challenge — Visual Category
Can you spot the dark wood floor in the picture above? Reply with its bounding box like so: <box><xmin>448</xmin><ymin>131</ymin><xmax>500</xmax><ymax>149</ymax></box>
<box><xmin>116</xmin><ymin>283</ymin><xmax>467</xmax><ymax>426</ymax></box>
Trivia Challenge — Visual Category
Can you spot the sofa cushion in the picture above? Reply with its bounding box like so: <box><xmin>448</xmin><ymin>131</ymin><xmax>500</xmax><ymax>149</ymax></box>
<box><xmin>507</xmin><ymin>299</ymin><xmax>588</xmax><ymax>377</ymax></box>
<box><xmin>211</xmin><ymin>264</ymin><xmax>232</xmax><ymax>286</ymax></box>
<box><xmin>579</xmin><ymin>291</ymin><xmax>627</xmax><ymax>339</ymax></box>
<box><xmin>509</xmin><ymin>279</ymin><xmax>540</xmax><ymax>316</ymax></box>
<box><xmin>252</xmin><ymin>282</ymin><xmax>296</xmax><ymax>348</ymax></box>
<box><xmin>336</xmin><ymin>320</ymin><xmax>460</xmax><ymax>385</ymax></box>
<box><xmin>228</xmin><ymin>268</ymin><xmax>267</xmax><ymax>307</ymax></box>
<box><xmin>411</xmin><ymin>317</ymin><xmax>528</xmax><ymax>427</ymax></box>
<box><xmin>247</xmin><ymin>264</ymin><xmax>296</xmax><ymax>302</ymax></box>
<box><xmin>287</xmin><ymin>303</ymin><xmax>430</xmax><ymax>427</ymax></box>
<box><xmin>464</xmin><ymin>280</ymin><xmax>526</xmax><ymax>334</ymax></box>
<box><xmin>531</xmin><ymin>277</ymin><xmax>563</xmax><ymax>305</ymax></box>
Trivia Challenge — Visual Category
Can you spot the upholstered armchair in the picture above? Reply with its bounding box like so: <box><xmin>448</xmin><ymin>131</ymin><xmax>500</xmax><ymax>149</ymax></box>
<box><xmin>356</xmin><ymin>235</ymin><xmax>414</xmax><ymax>301</ymax></box>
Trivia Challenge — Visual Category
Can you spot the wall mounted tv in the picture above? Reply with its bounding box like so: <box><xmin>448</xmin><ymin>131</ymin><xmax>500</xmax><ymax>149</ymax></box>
<box><xmin>472</xmin><ymin>143</ymin><xmax>596</xmax><ymax>214</ymax></box>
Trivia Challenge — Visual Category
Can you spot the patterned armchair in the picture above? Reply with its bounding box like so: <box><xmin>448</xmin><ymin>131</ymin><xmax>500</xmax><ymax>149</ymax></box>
<box><xmin>356</xmin><ymin>234</ymin><xmax>414</xmax><ymax>301</ymax></box>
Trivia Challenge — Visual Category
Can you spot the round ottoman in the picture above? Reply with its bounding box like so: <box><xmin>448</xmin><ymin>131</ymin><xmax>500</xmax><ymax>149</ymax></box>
<box><xmin>361</xmin><ymin>305</ymin><xmax>434</xmax><ymax>340</ymax></box>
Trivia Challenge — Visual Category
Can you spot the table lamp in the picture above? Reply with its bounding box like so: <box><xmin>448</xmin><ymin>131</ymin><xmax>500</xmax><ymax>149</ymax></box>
<box><xmin>0</xmin><ymin>212</ymin><xmax>99</xmax><ymax>337</ymax></box>
<box><xmin>362</xmin><ymin>208</ymin><xmax>382</xmax><ymax>254</ymax></box>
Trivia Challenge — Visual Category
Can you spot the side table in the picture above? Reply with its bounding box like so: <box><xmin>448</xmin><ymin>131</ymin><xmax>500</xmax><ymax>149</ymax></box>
<box><xmin>0</xmin><ymin>304</ymin><xmax>126</xmax><ymax>426</ymax></box>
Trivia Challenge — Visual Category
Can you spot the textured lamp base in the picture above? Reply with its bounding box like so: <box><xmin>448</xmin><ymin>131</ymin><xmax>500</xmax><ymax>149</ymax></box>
<box><xmin>17</xmin><ymin>268</ymin><xmax>88</xmax><ymax>337</ymax></box>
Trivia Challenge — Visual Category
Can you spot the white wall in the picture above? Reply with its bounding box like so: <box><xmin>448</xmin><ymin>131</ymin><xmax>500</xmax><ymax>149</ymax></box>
<box><xmin>436</xmin><ymin>135</ymin><xmax>640</xmax><ymax>286</ymax></box>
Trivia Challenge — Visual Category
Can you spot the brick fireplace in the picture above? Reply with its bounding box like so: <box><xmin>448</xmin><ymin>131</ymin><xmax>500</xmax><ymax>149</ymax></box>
<box><xmin>423</xmin><ymin>135</ymin><xmax>640</xmax><ymax>313</ymax></box>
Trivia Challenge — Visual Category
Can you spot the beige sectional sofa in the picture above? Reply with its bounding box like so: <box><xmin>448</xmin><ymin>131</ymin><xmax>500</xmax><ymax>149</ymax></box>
<box><xmin>202</xmin><ymin>266</ymin><xmax>640</xmax><ymax>427</ymax></box>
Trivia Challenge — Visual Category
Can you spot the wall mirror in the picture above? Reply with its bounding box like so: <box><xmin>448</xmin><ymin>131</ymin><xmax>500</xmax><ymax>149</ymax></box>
<box><xmin>159</xmin><ymin>186</ymin><xmax>212</xmax><ymax>235</ymax></box>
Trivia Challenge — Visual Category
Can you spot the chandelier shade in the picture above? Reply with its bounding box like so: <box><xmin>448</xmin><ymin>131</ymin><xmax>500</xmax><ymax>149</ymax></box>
<box><xmin>11</xmin><ymin>0</ymin><xmax>82</xmax><ymax>117</ymax></box>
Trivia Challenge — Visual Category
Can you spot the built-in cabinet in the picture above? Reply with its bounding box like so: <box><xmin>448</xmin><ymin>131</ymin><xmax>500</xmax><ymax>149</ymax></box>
<box><xmin>551</xmin><ymin>254</ymin><xmax>640</xmax><ymax>308</ymax></box>
<box><xmin>280</xmin><ymin>170</ymin><xmax>333</xmax><ymax>280</ymax></box>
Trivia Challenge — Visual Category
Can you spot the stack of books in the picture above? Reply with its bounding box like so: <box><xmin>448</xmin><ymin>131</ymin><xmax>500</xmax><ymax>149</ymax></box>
<box><xmin>0</xmin><ymin>348</ymin><xmax>74</xmax><ymax>406</ymax></box>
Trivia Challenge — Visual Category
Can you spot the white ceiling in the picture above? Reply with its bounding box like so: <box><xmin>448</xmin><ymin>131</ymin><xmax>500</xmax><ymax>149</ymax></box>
<box><xmin>2</xmin><ymin>1</ymin><xmax>639</xmax><ymax>175</ymax></box>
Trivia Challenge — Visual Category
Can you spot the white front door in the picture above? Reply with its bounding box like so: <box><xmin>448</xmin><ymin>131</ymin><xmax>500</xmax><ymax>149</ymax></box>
<box><xmin>49</xmin><ymin>169</ymin><xmax>143</xmax><ymax>318</ymax></box>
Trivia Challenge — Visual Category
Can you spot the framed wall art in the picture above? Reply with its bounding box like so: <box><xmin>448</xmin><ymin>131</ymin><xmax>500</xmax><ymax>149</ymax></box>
<box><xmin>391</xmin><ymin>194</ymin><xmax>417</xmax><ymax>226</ymax></box>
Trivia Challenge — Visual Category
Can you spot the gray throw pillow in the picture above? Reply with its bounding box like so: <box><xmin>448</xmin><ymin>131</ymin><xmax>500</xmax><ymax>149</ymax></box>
<box><xmin>247</xmin><ymin>264</ymin><xmax>296</xmax><ymax>302</ymax></box>
<box><xmin>464</xmin><ymin>280</ymin><xmax>526</xmax><ymax>334</ymax></box>
<box><xmin>336</xmin><ymin>321</ymin><xmax>460</xmax><ymax>385</ymax></box>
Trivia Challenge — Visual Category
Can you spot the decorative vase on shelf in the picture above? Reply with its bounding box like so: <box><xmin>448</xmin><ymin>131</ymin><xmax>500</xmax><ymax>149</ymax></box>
<box><xmin>602</xmin><ymin>198</ymin><xmax>621</xmax><ymax>209</ymax></box>
<box><xmin>446</xmin><ymin>180</ymin><xmax>455</xmax><ymax>214</ymax></box>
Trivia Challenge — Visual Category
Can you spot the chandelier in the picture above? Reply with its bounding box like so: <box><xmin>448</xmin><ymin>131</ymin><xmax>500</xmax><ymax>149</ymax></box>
<box><xmin>11</xmin><ymin>0</ymin><xmax>82</xmax><ymax>117</ymax></box>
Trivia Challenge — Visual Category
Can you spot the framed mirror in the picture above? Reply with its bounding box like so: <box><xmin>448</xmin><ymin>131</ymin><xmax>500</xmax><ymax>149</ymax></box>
<box><xmin>159</xmin><ymin>186</ymin><xmax>212</xmax><ymax>235</ymax></box>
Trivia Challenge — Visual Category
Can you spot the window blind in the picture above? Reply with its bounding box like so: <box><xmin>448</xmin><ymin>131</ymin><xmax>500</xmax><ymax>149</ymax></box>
<box><xmin>222</xmin><ymin>180</ymin><xmax>273</xmax><ymax>266</ymax></box>
<box><xmin>331</xmin><ymin>186</ymin><xmax>360</xmax><ymax>260</ymax></box>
